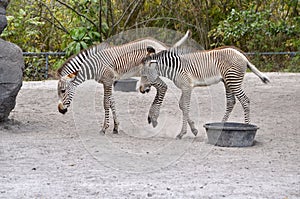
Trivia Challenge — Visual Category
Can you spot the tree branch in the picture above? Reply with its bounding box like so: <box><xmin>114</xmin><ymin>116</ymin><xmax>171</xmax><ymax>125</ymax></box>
<box><xmin>38</xmin><ymin>0</ymin><xmax>69</xmax><ymax>34</ymax></box>
<box><xmin>99</xmin><ymin>0</ymin><xmax>102</xmax><ymax>41</ymax></box>
<box><xmin>55</xmin><ymin>0</ymin><xmax>98</xmax><ymax>30</ymax></box>
<box><xmin>40</xmin><ymin>16</ymin><xmax>69</xmax><ymax>34</ymax></box>
<box><xmin>111</xmin><ymin>0</ymin><xmax>137</xmax><ymax>34</ymax></box>
<box><xmin>123</xmin><ymin>0</ymin><xmax>145</xmax><ymax>30</ymax></box>
<box><xmin>128</xmin><ymin>17</ymin><xmax>199</xmax><ymax>30</ymax></box>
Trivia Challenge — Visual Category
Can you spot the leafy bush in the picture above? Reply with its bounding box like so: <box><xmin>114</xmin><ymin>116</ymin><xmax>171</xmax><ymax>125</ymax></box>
<box><xmin>248</xmin><ymin>54</ymin><xmax>300</xmax><ymax>72</ymax></box>
<box><xmin>2</xmin><ymin>8</ymin><xmax>45</xmax><ymax>52</ymax></box>
<box><xmin>23</xmin><ymin>55</ymin><xmax>67</xmax><ymax>80</ymax></box>
<box><xmin>2</xmin><ymin>0</ymin><xmax>299</xmax><ymax>79</ymax></box>
<box><xmin>63</xmin><ymin>27</ymin><xmax>100</xmax><ymax>56</ymax></box>
<box><xmin>23</xmin><ymin>57</ymin><xmax>47</xmax><ymax>81</ymax></box>
<box><xmin>209</xmin><ymin>8</ymin><xmax>299</xmax><ymax>52</ymax></box>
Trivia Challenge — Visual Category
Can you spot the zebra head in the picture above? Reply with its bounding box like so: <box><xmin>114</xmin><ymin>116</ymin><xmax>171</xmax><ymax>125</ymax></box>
<box><xmin>57</xmin><ymin>71</ymin><xmax>79</xmax><ymax>114</ymax></box>
<box><xmin>139</xmin><ymin>46</ymin><xmax>159</xmax><ymax>94</ymax></box>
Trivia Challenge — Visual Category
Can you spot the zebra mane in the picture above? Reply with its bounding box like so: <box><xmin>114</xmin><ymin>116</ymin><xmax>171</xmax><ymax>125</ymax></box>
<box><xmin>57</xmin><ymin>42</ymin><xmax>111</xmax><ymax>77</ymax></box>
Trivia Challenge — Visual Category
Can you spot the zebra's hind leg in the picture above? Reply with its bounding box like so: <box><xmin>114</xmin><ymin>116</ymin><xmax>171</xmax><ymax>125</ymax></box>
<box><xmin>231</xmin><ymin>87</ymin><xmax>250</xmax><ymax>124</ymax></box>
<box><xmin>110</xmin><ymin>95</ymin><xmax>119</xmax><ymax>134</ymax></box>
<box><xmin>188</xmin><ymin>119</ymin><xmax>198</xmax><ymax>136</ymax></box>
<box><xmin>176</xmin><ymin>89</ymin><xmax>193</xmax><ymax>139</ymax></box>
<box><xmin>222</xmin><ymin>86</ymin><xmax>236</xmax><ymax>122</ymax></box>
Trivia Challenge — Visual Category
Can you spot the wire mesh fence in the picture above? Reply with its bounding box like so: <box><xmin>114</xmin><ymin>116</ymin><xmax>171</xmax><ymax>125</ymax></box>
<box><xmin>23</xmin><ymin>51</ymin><xmax>299</xmax><ymax>81</ymax></box>
<box><xmin>23</xmin><ymin>52</ymin><xmax>66</xmax><ymax>81</ymax></box>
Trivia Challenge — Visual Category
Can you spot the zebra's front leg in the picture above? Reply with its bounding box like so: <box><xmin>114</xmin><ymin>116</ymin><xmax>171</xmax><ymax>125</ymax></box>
<box><xmin>148</xmin><ymin>104</ymin><xmax>159</xmax><ymax>127</ymax></box>
<box><xmin>148</xmin><ymin>77</ymin><xmax>168</xmax><ymax>127</ymax></box>
<box><xmin>176</xmin><ymin>89</ymin><xmax>193</xmax><ymax>139</ymax></box>
<box><xmin>100</xmin><ymin>83</ymin><xmax>113</xmax><ymax>134</ymax></box>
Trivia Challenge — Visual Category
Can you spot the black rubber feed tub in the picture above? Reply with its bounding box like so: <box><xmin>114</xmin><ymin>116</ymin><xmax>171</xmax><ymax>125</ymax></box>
<box><xmin>203</xmin><ymin>122</ymin><xmax>259</xmax><ymax>147</ymax></box>
<box><xmin>113</xmin><ymin>78</ymin><xmax>138</xmax><ymax>92</ymax></box>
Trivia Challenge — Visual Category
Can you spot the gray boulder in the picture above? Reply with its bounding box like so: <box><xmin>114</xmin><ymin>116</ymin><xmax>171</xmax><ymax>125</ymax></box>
<box><xmin>0</xmin><ymin>0</ymin><xmax>8</xmax><ymax>34</ymax></box>
<box><xmin>0</xmin><ymin>39</ymin><xmax>24</xmax><ymax>122</ymax></box>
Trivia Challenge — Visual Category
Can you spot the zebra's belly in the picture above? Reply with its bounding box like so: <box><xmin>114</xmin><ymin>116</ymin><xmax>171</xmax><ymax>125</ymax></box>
<box><xmin>192</xmin><ymin>76</ymin><xmax>222</xmax><ymax>87</ymax></box>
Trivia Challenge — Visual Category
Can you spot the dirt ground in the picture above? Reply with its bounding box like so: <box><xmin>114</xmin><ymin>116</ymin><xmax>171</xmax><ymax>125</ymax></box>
<box><xmin>0</xmin><ymin>73</ymin><xmax>299</xmax><ymax>198</ymax></box>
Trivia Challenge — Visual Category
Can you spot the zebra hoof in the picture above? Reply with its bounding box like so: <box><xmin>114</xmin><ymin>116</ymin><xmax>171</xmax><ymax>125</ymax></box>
<box><xmin>192</xmin><ymin>128</ymin><xmax>198</xmax><ymax>136</ymax></box>
<box><xmin>152</xmin><ymin>120</ymin><xmax>158</xmax><ymax>128</ymax></box>
<box><xmin>148</xmin><ymin>116</ymin><xmax>152</xmax><ymax>124</ymax></box>
<box><xmin>176</xmin><ymin>134</ymin><xmax>183</xmax><ymax>140</ymax></box>
<box><xmin>100</xmin><ymin>129</ymin><xmax>106</xmax><ymax>134</ymax></box>
<box><xmin>113</xmin><ymin>129</ymin><xmax>118</xmax><ymax>134</ymax></box>
<box><xmin>148</xmin><ymin>116</ymin><xmax>158</xmax><ymax>128</ymax></box>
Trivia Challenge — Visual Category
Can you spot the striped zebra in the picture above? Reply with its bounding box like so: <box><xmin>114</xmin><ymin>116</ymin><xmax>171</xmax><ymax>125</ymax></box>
<box><xmin>57</xmin><ymin>31</ymin><xmax>190</xmax><ymax>134</ymax></box>
<box><xmin>139</xmin><ymin>46</ymin><xmax>270</xmax><ymax>139</ymax></box>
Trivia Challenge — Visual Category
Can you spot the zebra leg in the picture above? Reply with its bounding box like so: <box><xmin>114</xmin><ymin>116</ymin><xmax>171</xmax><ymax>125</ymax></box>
<box><xmin>179</xmin><ymin>90</ymin><xmax>198</xmax><ymax>136</ymax></box>
<box><xmin>110</xmin><ymin>95</ymin><xmax>119</xmax><ymax>134</ymax></box>
<box><xmin>188</xmin><ymin>120</ymin><xmax>198</xmax><ymax>136</ymax></box>
<box><xmin>231</xmin><ymin>87</ymin><xmax>250</xmax><ymax>124</ymax></box>
<box><xmin>148</xmin><ymin>77</ymin><xmax>168</xmax><ymax>128</ymax></box>
<box><xmin>222</xmin><ymin>86</ymin><xmax>236</xmax><ymax>122</ymax></box>
<box><xmin>100</xmin><ymin>83</ymin><xmax>113</xmax><ymax>134</ymax></box>
<box><xmin>178</xmin><ymin>90</ymin><xmax>198</xmax><ymax>137</ymax></box>
<box><xmin>176</xmin><ymin>89</ymin><xmax>193</xmax><ymax>139</ymax></box>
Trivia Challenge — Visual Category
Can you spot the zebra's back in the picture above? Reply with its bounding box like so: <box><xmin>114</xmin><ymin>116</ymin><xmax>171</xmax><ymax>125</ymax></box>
<box><xmin>99</xmin><ymin>38</ymin><xmax>168</xmax><ymax>79</ymax></box>
<box><xmin>180</xmin><ymin>47</ymin><xmax>249</xmax><ymax>82</ymax></box>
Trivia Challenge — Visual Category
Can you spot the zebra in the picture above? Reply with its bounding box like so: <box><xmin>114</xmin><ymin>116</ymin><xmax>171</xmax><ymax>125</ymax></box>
<box><xmin>139</xmin><ymin>46</ymin><xmax>270</xmax><ymax>139</ymax></box>
<box><xmin>57</xmin><ymin>30</ymin><xmax>191</xmax><ymax>134</ymax></box>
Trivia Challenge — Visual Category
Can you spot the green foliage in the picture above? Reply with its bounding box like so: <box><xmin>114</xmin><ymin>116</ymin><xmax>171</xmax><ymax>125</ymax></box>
<box><xmin>2</xmin><ymin>7</ymin><xmax>45</xmax><ymax>52</ymax></box>
<box><xmin>63</xmin><ymin>27</ymin><xmax>100</xmax><ymax>56</ymax></box>
<box><xmin>1</xmin><ymin>0</ymin><xmax>299</xmax><ymax>79</ymax></box>
<box><xmin>23</xmin><ymin>57</ymin><xmax>47</xmax><ymax>81</ymax></box>
<box><xmin>51</xmin><ymin>58</ymin><xmax>66</xmax><ymax>71</ymax></box>
<box><xmin>209</xmin><ymin>8</ymin><xmax>300</xmax><ymax>52</ymax></box>
<box><xmin>284</xmin><ymin>55</ymin><xmax>300</xmax><ymax>72</ymax></box>
<box><xmin>247</xmin><ymin>53</ymin><xmax>300</xmax><ymax>72</ymax></box>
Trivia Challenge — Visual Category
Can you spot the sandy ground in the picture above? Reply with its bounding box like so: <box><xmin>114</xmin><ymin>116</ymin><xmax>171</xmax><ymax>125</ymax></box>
<box><xmin>0</xmin><ymin>73</ymin><xmax>299</xmax><ymax>198</ymax></box>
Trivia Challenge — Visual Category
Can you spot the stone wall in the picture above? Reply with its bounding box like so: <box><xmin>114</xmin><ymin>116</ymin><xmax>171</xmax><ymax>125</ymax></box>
<box><xmin>0</xmin><ymin>0</ymin><xmax>25</xmax><ymax>122</ymax></box>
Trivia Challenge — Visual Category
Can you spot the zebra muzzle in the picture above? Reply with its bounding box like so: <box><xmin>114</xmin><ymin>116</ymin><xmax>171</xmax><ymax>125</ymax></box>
<box><xmin>139</xmin><ymin>86</ymin><xmax>151</xmax><ymax>94</ymax></box>
<box><xmin>58</xmin><ymin>103</ymin><xmax>68</xmax><ymax>114</ymax></box>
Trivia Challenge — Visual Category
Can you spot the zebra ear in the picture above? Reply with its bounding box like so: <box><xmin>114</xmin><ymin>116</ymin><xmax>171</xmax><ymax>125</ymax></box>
<box><xmin>64</xmin><ymin>70</ymin><xmax>79</xmax><ymax>80</ymax></box>
<box><xmin>147</xmin><ymin>46</ymin><xmax>156</xmax><ymax>55</ymax></box>
<box><xmin>67</xmin><ymin>71</ymin><xmax>79</xmax><ymax>79</ymax></box>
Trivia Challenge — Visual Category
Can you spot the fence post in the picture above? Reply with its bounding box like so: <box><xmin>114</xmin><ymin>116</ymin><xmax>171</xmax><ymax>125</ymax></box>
<box><xmin>45</xmin><ymin>54</ymin><xmax>49</xmax><ymax>79</ymax></box>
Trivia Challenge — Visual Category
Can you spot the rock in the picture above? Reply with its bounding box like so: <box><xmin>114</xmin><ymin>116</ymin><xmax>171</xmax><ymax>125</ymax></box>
<box><xmin>0</xmin><ymin>0</ymin><xmax>9</xmax><ymax>34</ymax></box>
<box><xmin>0</xmin><ymin>16</ymin><xmax>7</xmax><ymax>34</ymax></box>
<box><xmin>0</xmin><ymin>0</ymin><xmax>9</xmax><ymax>8</ymax></box>
<box><xmin>0</xmin><ymin>39</ymin><xmax>24</xmax><ymax>122</ymax></box>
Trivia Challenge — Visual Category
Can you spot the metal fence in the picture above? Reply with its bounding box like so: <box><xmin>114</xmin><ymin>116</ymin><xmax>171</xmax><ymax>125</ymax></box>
<box><xmin>23</xmin><ymin>51</ymin><xmax>299</xmax><ymax>80</ymax></box>
<box><xmin>23</xmin><ymin>52</ymin><xmax>66</xmax><ymax>79</ymax></box>
<box><xmin>245</xmin><ymin>52</ymin><xmax>298</xmax><ymax>56</ymax></box>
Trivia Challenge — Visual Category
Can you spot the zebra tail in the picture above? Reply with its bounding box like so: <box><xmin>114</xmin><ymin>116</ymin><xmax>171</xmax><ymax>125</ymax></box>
<box><xmin>172</xmin><ymin>30</ymin><xmax>191</xmax><ymax>47</ymax></box>
<box><xmin>247</xmin><ymin>62</ymin><xmax>270</xmax><ymax>84</ymax></box>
